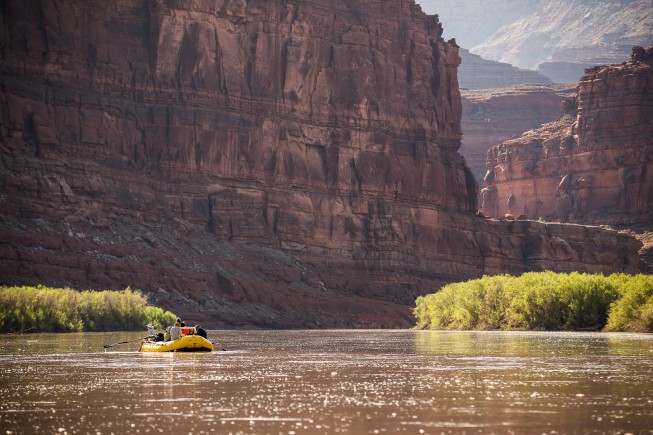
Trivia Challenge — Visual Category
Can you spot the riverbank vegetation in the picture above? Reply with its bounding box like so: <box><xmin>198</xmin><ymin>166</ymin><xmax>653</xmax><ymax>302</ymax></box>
<box><xmin>0</xmin><ymin>285</ymin><xmax>177</xmax><ymax>333</ymax></box>
<box><xmin>414</xmin><ymin>272</ymin><xmax>653</xmax><ymax>333</ymax></box>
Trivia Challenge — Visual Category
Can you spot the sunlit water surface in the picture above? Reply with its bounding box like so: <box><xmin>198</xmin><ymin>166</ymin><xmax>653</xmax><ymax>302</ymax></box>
<box><xmin>1</xmin><ymin>330</ymin><xmax>652</xmax><ymax>434</ymax></box>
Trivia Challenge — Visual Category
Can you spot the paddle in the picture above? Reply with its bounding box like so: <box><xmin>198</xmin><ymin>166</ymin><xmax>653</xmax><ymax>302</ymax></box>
<box><xmin>103</xmin><ymin>335</ymin><xmax>154</xmax><ymax>349</ymax></box>
<box><xmin>211</xmin><ymin>341</ymin><xmax>226</xmax><ymax>351</ymax></box>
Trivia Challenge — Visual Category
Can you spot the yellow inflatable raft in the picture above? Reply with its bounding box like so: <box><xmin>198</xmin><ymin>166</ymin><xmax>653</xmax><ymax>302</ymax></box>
<box><xmin>140</xmin><ymin>335</ymin><xmax>214</xmax><ymax>352</ymax></box>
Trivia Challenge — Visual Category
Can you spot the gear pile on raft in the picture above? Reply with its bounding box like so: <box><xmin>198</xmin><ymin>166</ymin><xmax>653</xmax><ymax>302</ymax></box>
<box><xmin>140</xmin><ymin>318</ymin><xmax>214</xmax><ymax>352</ymax></box>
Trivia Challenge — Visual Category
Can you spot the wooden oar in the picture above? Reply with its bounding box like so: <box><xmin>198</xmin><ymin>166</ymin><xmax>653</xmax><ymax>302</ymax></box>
<box><xmin>103</xmin><ymin>335</ymin><xmax>153</xmax><ymax>349</ymax></box>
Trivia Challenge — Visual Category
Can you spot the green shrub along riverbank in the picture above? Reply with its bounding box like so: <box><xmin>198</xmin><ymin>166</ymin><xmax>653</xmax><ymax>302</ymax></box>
<box><xmin>414</xmin><ymin>272</ymin><xmax>653</xmax><ymax>333</ymax></box>
<box><xmin>0</xmin><ymin>286</ymin><xmax>177</xmax><ymax>333</ymax></box>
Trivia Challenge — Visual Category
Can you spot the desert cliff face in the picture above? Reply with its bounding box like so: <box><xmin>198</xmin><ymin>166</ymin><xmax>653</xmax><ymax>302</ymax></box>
<box><xmin>0</xmin><ymin>0</ymin><xmax>644</xmax><ymax>327</ymax></box>
<box><xmin>460</xmin><ymin>84</ymin><xmax>575</xmax><ymax>187</ymax></box>
<box><xmin>482</xmin><ymin>53</ymin><xmax>653</xmax><ymax>227</ymax></box>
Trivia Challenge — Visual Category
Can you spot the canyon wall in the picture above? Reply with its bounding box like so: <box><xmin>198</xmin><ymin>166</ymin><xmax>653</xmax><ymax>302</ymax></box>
<box><xmin>460</xmin><ymin>84</ymin><xmax>574</xmax><ymax>186</ymax></box>
<box><xmin>482</xmin><ymin>53</ymin><xmax>653</xmax><ymax>226</ymax></box>
<box><xmin>458</xmin><ymin>48</ymin><xmax>552</xmax><ymax>90</ymax></box>
<box><xmin>425</xmin><ymin>0</ymin><xmax>653</xmax><ymax>84</ymax></box>
<box><xmin>0</xmin><ymin>0</ymin><xmax>644</xmax><ymax>328</ymax></box>
<box><xmin>418</xmin><ymin>0</ymin><xmax>540</xmax><ymax>49</ymax></box>
<box><xmin>471</xmin><ymin>0</ymin><xmax>653</xmax><ymax>72</ymax></box>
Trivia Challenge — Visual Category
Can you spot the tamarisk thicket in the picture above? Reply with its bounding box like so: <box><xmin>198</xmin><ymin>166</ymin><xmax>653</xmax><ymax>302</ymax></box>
<box><xmin>0</xmin><ymin>286</ymin><xmax>177</xmax><ymax>333</ymax></box>
<box><xmin>414</xmin><ymin>272</ymin><xmax>653</xmax><ymax>332</ymax></box>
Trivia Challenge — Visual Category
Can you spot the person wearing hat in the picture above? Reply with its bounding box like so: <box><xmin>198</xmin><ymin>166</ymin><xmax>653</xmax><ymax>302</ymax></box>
<box><xmin>175</xmin><ymin>317</ymin><xmax>186</xmax><ymax>327</ymax></box>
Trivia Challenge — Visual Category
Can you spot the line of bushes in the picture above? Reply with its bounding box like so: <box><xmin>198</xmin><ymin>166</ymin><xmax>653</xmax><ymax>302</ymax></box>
<box><xmin>0</xmin><ymin>285</ymin><xmax>177</xmax><ymax>333</ymax></box>
<box><xmin>414</xmin><ymin>272</ymin><xmax>653</xmax><ymax>332</ymax></box>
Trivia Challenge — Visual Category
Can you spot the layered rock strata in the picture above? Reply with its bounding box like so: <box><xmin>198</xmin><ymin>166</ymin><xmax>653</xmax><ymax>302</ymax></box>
<box><xmin>0</xmin><ymin>0</ymin><xmax>644</xmax><ymax>327</ymax></box>
<box><xmin>460</xmin><ymin>84</ymin><xmax>575</xmax><ymax>186</ymax></box>
<box><xmin>482</xmin><ymin>52</ymin><xmax>653</xmax><ymax>226</ymax></box>
<box><xmin>471</xmin><ymin>0</ymin><xmax>653</xmax><ymax>72</ymax></box>
<box><xmin>458</xmin><ymin>49</ymin><xmax>552</xmax><ymax>90</ymax></box>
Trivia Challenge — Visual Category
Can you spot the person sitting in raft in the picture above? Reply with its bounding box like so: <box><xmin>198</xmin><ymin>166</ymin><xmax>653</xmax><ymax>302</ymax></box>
<box><xmin>146</xmin><ymin>324</ymin><xmax>165</xmax><ymax>341</ymax></box>
<box><xmin>170</xmin><ymin>324</ymin><xmax>181</xmax><ymax>341</ymax></box>
<box><xmin>195</xmin><ymin>324</ymin><xmax>207</xmax><ymax>339</ymax></box>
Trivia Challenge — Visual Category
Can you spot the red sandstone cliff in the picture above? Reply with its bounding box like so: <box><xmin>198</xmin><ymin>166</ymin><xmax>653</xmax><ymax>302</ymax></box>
<box><xmin>460</xmin><ymin>84</ymin><xmax>575</xmax><ymax>187</ymax></box>
<box><xmin>482</xmin><ymin>52</ymin><xmax>653</xmax><ymax>226</ymax></box>
<box><xmin>0</xmin><ymin>1</ymin><xmax>644</xmax><ymax>328</ymax></box>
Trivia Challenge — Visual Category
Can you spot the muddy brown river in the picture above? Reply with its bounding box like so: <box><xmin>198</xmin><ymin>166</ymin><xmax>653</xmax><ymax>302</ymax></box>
<box><xmin>1</xmin><ymin>330</ymin><xmax>652</xmax><ymax>434</ymax></box>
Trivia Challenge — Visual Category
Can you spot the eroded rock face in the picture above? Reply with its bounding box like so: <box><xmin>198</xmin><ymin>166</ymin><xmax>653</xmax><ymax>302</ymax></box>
<box><xmin>0</xmin><ymin>0</ymin><xmax>644</xmax><ymax>327</ymax></box>
<box><xmin>460</xmin><ymin>84</ymin><xmax>575</xmax><ymax>187</ymax></box>
<box><xmin>482</xmin><ymin>54</ymin><xmax>653</xmax><ymax>226</ymax></box>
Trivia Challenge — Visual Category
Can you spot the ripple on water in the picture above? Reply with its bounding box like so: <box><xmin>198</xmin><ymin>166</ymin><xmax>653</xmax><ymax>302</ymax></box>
<box><xmin>1</xmin><ymin>330</ymin><xmax>653</xmax><ymax>434</ymax></box>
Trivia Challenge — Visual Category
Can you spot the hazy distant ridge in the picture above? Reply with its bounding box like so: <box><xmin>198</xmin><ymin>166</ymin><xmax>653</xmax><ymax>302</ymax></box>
<box><xmin>419</xmin><ymin>0</ymin><xmax>653</xmax><ymax>71</ymax></box>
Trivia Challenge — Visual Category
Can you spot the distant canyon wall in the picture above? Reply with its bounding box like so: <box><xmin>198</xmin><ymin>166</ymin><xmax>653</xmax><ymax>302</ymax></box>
<box><xmin>458</xmin><ymin>48</ymin><xmax>552</xmax><ymax>90</ymax></box>
<box><xmin>460</xmin><ymin>84</ymin><xmax>575</xmax><ymax>186</ymax></box>
<box><xmin>472</xmin><ymin>0</ymin><xmax>653</xmax><ymax>81</ymax></box>
<box><xmin>0</xmin><ymin>0</ymin><xmax>644</xmax><ymax>327</ymax></box>
<box><xmin>482</xmin><ymin>53</ymin><xmax>653</xmax><ymax>226</ymax></box>
<box><xmin>424</xmin><ymin>0</ymin><xmax>653</xmax><ymax>84</ymax></box>
<box><xmin>417</xmin><ymin>0</ymin><xmax>540</xmax><ymax>49</ymax></box>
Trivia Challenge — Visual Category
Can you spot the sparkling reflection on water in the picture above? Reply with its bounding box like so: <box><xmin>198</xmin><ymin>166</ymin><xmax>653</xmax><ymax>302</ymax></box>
<box><xmin>1</xmin><ymin>330</ymin><xmax>652</xmax><ymax>434</ymax></box>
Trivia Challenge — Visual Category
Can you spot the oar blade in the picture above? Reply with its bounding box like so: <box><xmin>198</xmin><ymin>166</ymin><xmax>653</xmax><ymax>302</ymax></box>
<box><xmin>103</xmin><ymin>335</ymin><xmax>154</xmax><ymax>349</ymax></box>
<box><xmin>103</xmin><ymin>341</ymin><xmax>126</xmax><ymax>348</ymax></box>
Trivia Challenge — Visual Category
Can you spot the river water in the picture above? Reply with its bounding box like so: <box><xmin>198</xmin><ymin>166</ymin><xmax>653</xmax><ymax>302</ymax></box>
<box><xmin>1</xmin><ymin>330</ymin><xmax>652</xmax><ymax>434</ymax></box>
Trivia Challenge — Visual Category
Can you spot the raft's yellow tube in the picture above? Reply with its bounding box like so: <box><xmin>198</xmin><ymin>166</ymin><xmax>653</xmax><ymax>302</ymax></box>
<box><xmin>140</xmin><ymin>335</ymin><xmax>214</xmax><ymax>352</ymax></box>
